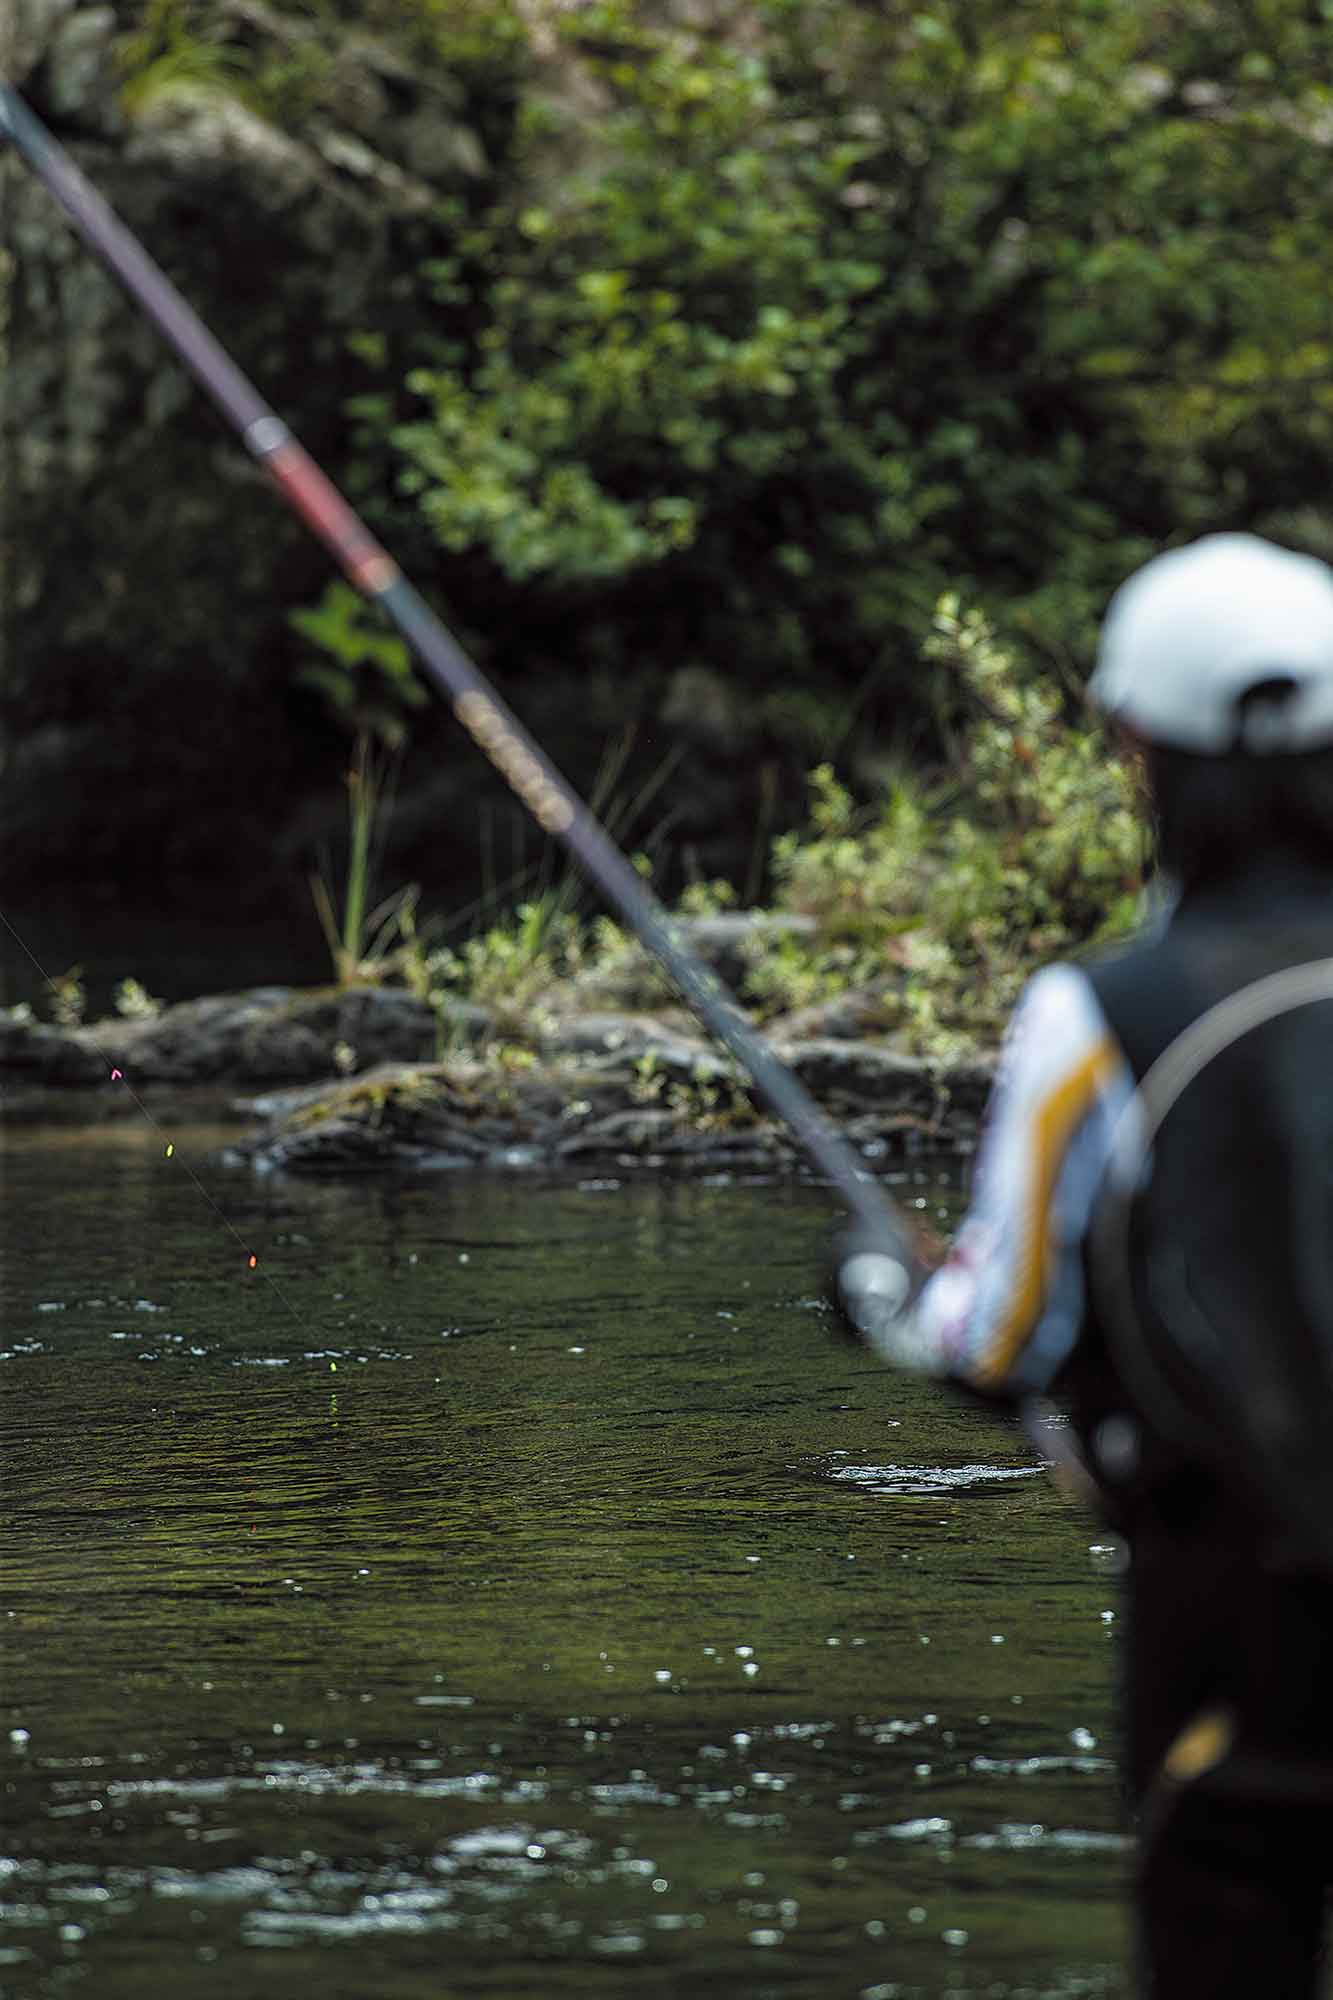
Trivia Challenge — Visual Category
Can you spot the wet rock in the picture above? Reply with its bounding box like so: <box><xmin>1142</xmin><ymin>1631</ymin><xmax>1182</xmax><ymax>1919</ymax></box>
<box><xmin>570</xmin><ymin>1119</ymin><xmax>792</xmax><ymax>1174</ymax></box>
<box><xmin>661</xmin><ymin>1128</ymin><xmax>792</xmax><ymax>1170</ymax></box>
<box><xmin>231</xmin><ymin>1021</ymin><xmax>333</xmax><ymax>1087</ymax></box>
<box><xmin>843</xmin><ymin>1109</ymin><xmax>978</xmax><ymax>1159</ymax></box>
<box><xmin>239</xmin><ymin>1061</ymin><xmax>501</xmax><ymax>1172</ymax></box>
<box><xmin>231</xmin><ymin>985</ymin><xmax>475</xmax><ymax>1080</ymax></box>
<box><xmin>0</xmin><ymin>1015</ymin><xmax>107</xmax><ymax>1087</ymax></box>
<box><xmin>539</xmin><ymin>1011</ymin><xmax>731</xmax><ymax>1086</ymax></box>
<box><xmin>240</xmin><ymin>1077</ymin><xmax>354</xmax><ymax>1123</ymax></box>
<box><xmin>3</xmin><ymin>0</ymin><xmax>79</xmax><ymax>82</ymax></box>
<box><xmin>259</xmin><ymin>1114</ymin><xmax>414</xmax><ymax>1173</ymax></box>
<box><xmin>80</xmin><ymin>990</ymin><xmax>307</xmax><ymax>1085</ymax></box>
<box><xmin>127</xmin><ymin>87</ymin><xmax>328</xmax><ymax>213</ymax></box>
<box><xmin>0</xmin><ymin>985</ymin><xmax>492</xmax><ymax>1093</ymax></box>
<box><xmin>764</xmin><ymin>983</ymin><xmax>899</xmax><ymax>1042</ymax></box>
<box><xmin>45</xmin><ymin>5</ymin><xmax>120</xmax><ymax>131</ymax></box>
<box><xmin>536</xmin><ymin>1011</ymin><xmax>671</xmax><ymax>1060</ymax></box>
<box><xmin>3</xmin><ymin>1</ymin><xmax>486</xmax><ymax>888</ymax></box>
<box><xmin>556</xmin><ymin>1108</ymin><xmax>679</xmax><ymax>1158</ymax></box>
<box><xmin>394</xmin><ymin>104</ymin><xmax>487</xmax><ymax>182</ymax></box>
<box><xmin>217</xmin><ymin>979</ymin><xmax>999</xmax><ymax>1173</ymax></box>
<box><xmin>3</xmin><ymin>973</ymin><xmax>999</xmax><ymax>1173</ymax></box>
<box><xmin>769</xmin><ymin>1036</ymin><xmax>995</xmax><ymax>1115</ymax></box>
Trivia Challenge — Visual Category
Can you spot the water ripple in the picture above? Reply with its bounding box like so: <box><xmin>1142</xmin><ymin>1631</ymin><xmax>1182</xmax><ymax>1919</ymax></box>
<box><xmin>818</xmin><ymin>1456</ymin><xmax>1046</xmax><ymax>1495</ymax></box>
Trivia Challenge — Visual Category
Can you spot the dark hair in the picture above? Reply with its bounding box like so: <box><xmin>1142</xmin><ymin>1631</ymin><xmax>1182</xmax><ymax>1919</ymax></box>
<box><xmin>1146</xmin><ymin>740</ymin><xmax>1333</xmax><ymax>889</ymax></box>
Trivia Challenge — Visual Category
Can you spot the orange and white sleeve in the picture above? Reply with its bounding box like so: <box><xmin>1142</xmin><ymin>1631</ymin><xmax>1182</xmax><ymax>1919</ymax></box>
<box><xmin>911</xmin><ymin>963</ymin><xmax>1135</xmax><ymax>1395</ymax></box>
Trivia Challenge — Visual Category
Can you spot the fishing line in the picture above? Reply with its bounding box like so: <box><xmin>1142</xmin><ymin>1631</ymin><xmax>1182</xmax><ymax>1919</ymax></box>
<box><xmin>0</xmin><ymin>78</ymin><xmax>902</xmax><ymax>1249</ymax></box>
<box><xmin>0</xmin><ymin>903</ymin><xmax>322</xmax><ymax>1350</ymax></box>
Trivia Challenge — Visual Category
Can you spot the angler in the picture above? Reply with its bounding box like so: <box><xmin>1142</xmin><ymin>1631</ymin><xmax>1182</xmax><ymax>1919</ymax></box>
<box><xmin>838</xmin><ymin>531</ymin><xmax>1333</xmax><ymax>1995</ymax></box>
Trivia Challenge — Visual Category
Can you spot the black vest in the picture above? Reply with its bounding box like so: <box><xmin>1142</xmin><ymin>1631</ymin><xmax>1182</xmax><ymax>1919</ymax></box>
<box><xmin>1076</xmin><ymin>855</ymin><xmax>1333</xmax><ymax>1573</ymax></box>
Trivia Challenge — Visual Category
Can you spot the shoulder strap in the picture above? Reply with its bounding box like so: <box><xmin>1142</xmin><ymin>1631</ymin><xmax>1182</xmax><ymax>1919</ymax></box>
<box><xmin>1086</xmin><ymin>899</ymin><xmax>1333</xmax><ymax>1574</ymax></box>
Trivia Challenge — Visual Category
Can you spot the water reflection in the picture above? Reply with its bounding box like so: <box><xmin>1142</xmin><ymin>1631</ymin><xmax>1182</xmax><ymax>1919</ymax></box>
<box><xmin>1</xmin><ymin>1131</ymin><xmax>1128</xmax><ymax>1996</ymax></box>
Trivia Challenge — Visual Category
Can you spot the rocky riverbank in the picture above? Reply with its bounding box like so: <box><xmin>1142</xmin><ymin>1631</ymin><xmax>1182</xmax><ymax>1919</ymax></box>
<box><xmin>0</xmin><ymin>971</ymin><xmax>995</xmax><ymax>1176</ymax></box>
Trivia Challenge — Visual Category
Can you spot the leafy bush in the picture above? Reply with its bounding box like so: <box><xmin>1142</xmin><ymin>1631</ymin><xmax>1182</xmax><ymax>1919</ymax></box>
<box><xmin>113</xmin><ymin>977</ymin><xmax>165</xmax><ymax>1020</ymax></box>
<box><xmin>369</xmin><ymin>0</ymin><xmax>1333</xmax><ymax>754</ymax></box>
<box><xmin>48</xmin><ymin>0</ymin><xmax>1331</xmax><ymax>913</ymax></box>
<box><xmin>290</xmin><ymin>585</ymin><xmax>426</xmax><ymax>751</ymax></box>
<box><xmin>743</xmin><ymin>596</ymin><xmax>1145</xmax><ymax>1046</ymax></box>
<box><xmin>410</xmin><ymin>597</ymin><xmax>1146</xmax><ymax>1057</ymax></box>
<box><xmin>423</xmin><ymin>892</ymin><xmax>591</xmax><ymax>1030</ymax></box>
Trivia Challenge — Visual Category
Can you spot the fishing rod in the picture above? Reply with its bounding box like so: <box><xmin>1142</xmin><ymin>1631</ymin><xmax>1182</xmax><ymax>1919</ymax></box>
<box><xmin>0</xmin><ymin>78</ymin><xmax>910</xmax><ymax>1259</ymax></box>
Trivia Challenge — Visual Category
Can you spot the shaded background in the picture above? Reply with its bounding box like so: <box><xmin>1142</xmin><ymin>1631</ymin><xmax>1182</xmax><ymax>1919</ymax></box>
<box><xmin>3</xmin><ymin>0</ymin><xmax>1332</xmax><ymax>995</ymax></box>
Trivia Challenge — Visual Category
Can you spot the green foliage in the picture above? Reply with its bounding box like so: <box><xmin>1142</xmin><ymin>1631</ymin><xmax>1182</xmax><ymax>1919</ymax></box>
<box><xmin>745</xmin><ymin>597</ymin><xmax>1145</xmax><ymax>1045</ymax></box>
<box><xmin>676</xmin><ymin>878</ymin><xmax>738</xmax><ymax>917</ymax></box>
<box><xmin>425</xmin><ymin>892</ymin><xmax>591</xmax><ymax>1028</ymax></box>
<box><xmin>285</xmin><ymin>1062</ymin><xmax>457</xmax><ymax>1134</ymax></box>
<box><xmin>402</xmin><ymin>601</ymin><xmax>1145</xmax><ymax>1058</ymax></box>
<box><xmin>367</xmin><ymin>0</ymin><xmax>1333</xmax><ymax>739</ymax></box>
<box><xmin>924</xmin><ymin>597</ymin><xmax>1145</xmax><ymax>945</ymax></box>
<box><xmin>47</xmin><ymin>968</ymin><xmax>87</xmax><ymax>1030</ymax></box>
<box><xmin>116</xmin><ymin>0</ymin><xmax>252</xmax><ymax>115</ymax></box>
<box><xmin>117</xmin><ymin>0</ymin><xmax>528</xmax><ymax>129</ymax></box>
<box><xmin>113</xmin><ymin>977</ymin><xmax>165</xmax><ymax>1020</ymax></box>
<box><xmin>631</xmin><ymin>1049</ymin><xmax>756</xmax><ymax>1133</ymax></box>
<box><xmin>51</xmin><ymin>0</ymin><xmax>1333</xmax><ymax>916</ymax></box>
<box><xmin>290</xmin><ymin>585</ymin><xmax>426</xmax><ymax>750</ymax></box>
<box><xmin>310</xmin><ymin>734</ymin><xmax>423</xmax><ymax>987</ymax></box>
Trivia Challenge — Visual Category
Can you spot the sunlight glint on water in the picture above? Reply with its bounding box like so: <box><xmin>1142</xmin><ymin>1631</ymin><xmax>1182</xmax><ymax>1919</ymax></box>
<box><xmin>1</xmin><ymin>1127</ymin><xmax>1127</xmax><ymax>1997</ymax></box>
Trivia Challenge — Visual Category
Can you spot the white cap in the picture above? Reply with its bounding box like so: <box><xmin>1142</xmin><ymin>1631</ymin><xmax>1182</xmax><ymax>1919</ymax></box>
<box><xmin>1089</xmin><ymin>534</ymin><xmax>1333</xmax><ymax>753</ymax></box>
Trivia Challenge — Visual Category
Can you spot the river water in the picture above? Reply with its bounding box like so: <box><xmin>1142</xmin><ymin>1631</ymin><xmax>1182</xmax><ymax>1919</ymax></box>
<box><xmin>1</xmin><ymin>1125</ymin><xmax>1129</xmax><ymax>1998</ymax></box>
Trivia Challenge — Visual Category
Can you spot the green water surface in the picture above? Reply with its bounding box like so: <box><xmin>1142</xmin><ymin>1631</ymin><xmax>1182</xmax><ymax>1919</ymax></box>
<box><xmin>1</xmin><ymin>1127</ymin><xmax>1128</xmax><ymax>1998</ymax></box>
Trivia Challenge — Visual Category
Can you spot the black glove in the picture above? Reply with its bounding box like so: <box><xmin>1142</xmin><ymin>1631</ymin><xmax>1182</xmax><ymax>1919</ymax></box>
<box><xmin>829</xmin><ymin>1220</ymin><xmax>938</xmax><ymax>1372</ymax></box>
